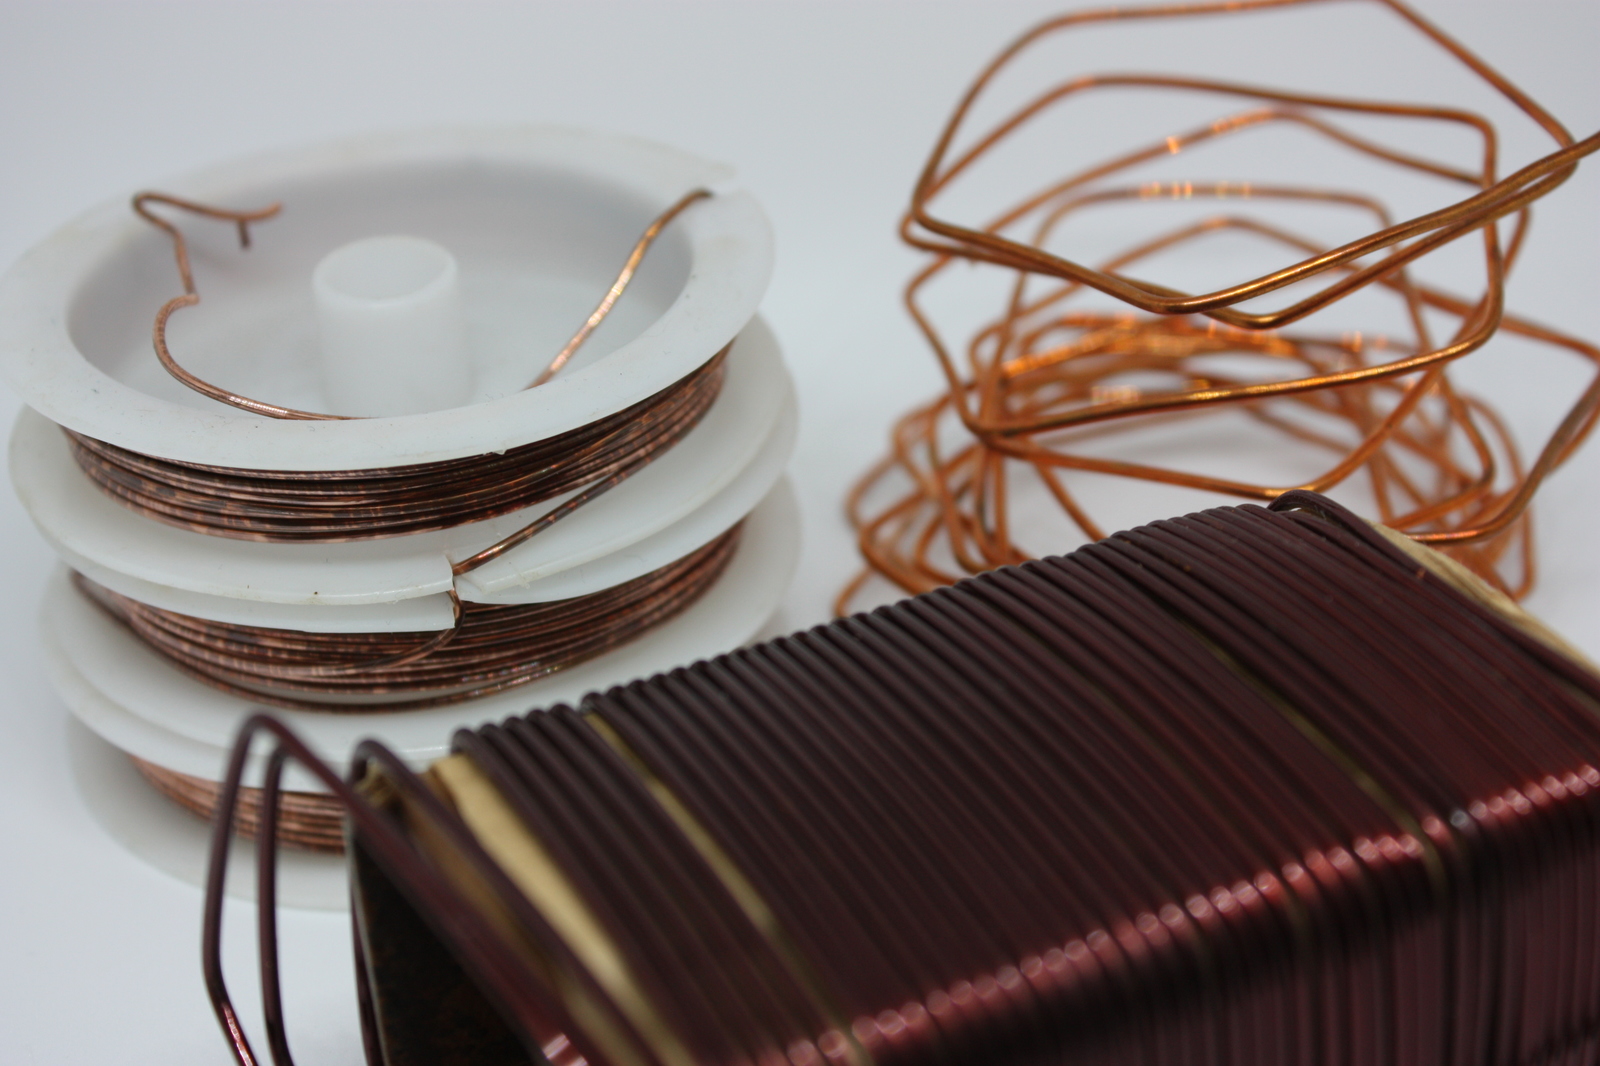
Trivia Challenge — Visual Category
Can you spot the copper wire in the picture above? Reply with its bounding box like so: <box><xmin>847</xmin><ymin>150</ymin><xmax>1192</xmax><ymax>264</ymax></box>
<box><xmin>131</xmin><ymin>756</ymin><xmax>343</xmax><ymax>853</ymax></box>
<box><xmin>76</xmin><ymin>523</ymin><xmax>741</xmax><ymax>713</ymax></box>
<box><xmin>529</xmin><ymin>189</ymin><xmax>712</xmax><ymax>388</ymax></box>
<box><xmin>119</xmin><ymin>524</ymin><xmax>743</xmax><ymax>856</ymax></box>
<box><xmin>132</xmin><ymin>188</ymin><xmax>711</xmax><ymax>420</ymax></box>
<box><xmin>198</xmin><ymin>490</ymin><xmax>1600</xmax><ymax>1066</ymax></box>
<box><xmin>843</xmin><ymin>0</ymin><xmax>1600</xmax><ymax>613</ymax></box>
<box><xmin>64</xmin><ymin>348</ymin><xmax>726</xmax><ymax>546</ymax></box>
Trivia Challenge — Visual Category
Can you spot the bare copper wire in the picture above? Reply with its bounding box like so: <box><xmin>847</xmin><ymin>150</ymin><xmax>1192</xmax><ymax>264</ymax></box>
<box><xmin>133</xmin><ymin>187</ymin><xmax>711</xmax><ymax>418</ymax></box>
<box><xmin>530</xmin><ymin>188</ymin><xmax>712</xmax><ymax>387</ymax></box>
<box><xmin>63</xmin><ymin>348</ymin><xmax>725</xmax><ymax>547</ymax></box>
<box><xmin>76</xmin><ymin>523</ymin><xmax>741</xmax><ymax>713</ymax></box>
<box><xmin>842</xmin><ymin>0</ymin><xmax>1600</xmax><ymax>612</ymax></box>
<box><xmin>131</xmin><ymin>755</ymin><xmax>344</xmax><ymax>853</ymax></box>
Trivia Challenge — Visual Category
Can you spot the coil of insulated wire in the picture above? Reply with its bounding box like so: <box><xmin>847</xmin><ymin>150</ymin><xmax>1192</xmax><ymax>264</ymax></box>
<box><xmin>62</xmin><ymin>348</ymin><xmax>727</xmax><ymax>542</ymax></box>
<box><xmin>336</xmin><ymin>490</ymin><xmax>1600</xmax><ymax>1066</ymax></box>
<box><xmin>75</xmin><ymin>523</ymin><xmax>741</xmax><ymax>713</ymax></box>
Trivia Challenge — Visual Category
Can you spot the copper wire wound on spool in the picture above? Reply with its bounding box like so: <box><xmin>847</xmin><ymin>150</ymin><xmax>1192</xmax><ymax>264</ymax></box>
<box><xmin>843</xmin><ymin>0</ymin><xmax>1600</xmax><ymax>611</ymax></box>
<box><xmin>132</xmin><ymin>188</ymin><xmax>712</xmax><ymax>420</ymax></box>
<box><xmin>132</xmin><ymin>757</ymin><xmax>343</xmax><ymax>853</ymax></box>
<box><xmin>77</xmin><ymin>524</ymin><xmax>742</xmax><ymax>713</ymax></box>
<box><xmin>74</xmin><ymin>185</ymin><xmax>756</xmax><ymax>841</ymax></box>
<box><xmin>63</xmin><ymin>348</ymin><xmax>726</xmax><ymax>543</ymax></box>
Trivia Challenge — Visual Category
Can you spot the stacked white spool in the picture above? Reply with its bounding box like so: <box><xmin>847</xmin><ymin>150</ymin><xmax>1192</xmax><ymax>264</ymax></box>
<box><xmin>0</xmin><ymin>127</ymin><xmax>799</xmax><ymax>906</ymax></box>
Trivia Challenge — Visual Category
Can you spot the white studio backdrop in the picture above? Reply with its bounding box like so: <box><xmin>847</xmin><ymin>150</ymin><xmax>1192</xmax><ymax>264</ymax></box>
<box><xmin>1</xmin><ymin>2</ymin><xmax>1596</xmax><ymax>1062</ymax></box>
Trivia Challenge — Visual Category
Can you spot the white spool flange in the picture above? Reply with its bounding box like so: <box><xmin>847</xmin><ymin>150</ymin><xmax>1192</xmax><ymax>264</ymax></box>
<box><xmin>43</xmin><ymin>477</ymin><xmax>801</xmax><ymax>787</ymax></box>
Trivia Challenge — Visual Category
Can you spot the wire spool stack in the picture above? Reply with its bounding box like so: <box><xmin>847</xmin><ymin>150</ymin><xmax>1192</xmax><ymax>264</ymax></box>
<box><xmin>0</xmin><ymin>127</ymin><xmax>800</xmax><ymax>882</ymax></box>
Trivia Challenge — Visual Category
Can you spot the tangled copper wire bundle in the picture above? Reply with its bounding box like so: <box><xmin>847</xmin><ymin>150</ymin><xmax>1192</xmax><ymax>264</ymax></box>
<box><xmin>77</xmin><ymin>524</ymin><xmax>741</xmax><ymax>713</ymax></box>
<box><xmin>843</xmin><ymin>0</ymin><xmax>1600</xmax><ymax>611</ymax></box>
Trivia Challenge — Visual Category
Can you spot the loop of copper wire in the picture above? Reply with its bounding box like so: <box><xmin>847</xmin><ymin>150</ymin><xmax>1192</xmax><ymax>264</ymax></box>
<box><xmin>842</xmin><ymin>0</ymin><xmax>1600</xmax><ymax>613</ymax></box>
<box><xmin>202</xmin><ymin>715</ymin><xmax>605</xmax><ymax>1066</ymax></box>
<box><xmin>907</xmin><ymin>0</ymin><xmax>1599</xmax><ymax>329</ymax></box>
<box><xmin>134</xmin><ymin>188</ymin><xmax>711</xmax><ymax>419</ymax></box>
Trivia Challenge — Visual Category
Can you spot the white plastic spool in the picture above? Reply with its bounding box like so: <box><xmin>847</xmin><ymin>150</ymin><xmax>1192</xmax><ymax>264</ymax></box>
<box><xmin>2</xmin><ymin>127</ymin><xmax>796</xmax><ymax>899</ymax></box>
<box><xmin>0</xmin><ymin>125</ymin><xmax>772</xmax><ymax>468</ymax></box>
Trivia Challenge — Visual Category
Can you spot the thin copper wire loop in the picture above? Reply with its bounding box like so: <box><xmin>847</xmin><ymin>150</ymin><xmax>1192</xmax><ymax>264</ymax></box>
<box><xmin>843</xmin><ymin>0</ymin><xmax>1600</xmax><ymax>613</ymax></box>
<box><xmin>135</xmin><ymin>188</ymin><xmax>711</xmax><ymax>419</ymax></box>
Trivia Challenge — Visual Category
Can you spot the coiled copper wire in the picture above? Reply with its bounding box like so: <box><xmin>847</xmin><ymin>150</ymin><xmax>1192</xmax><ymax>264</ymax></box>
<box><xmin>207</xmin><ymin>490</ymin><xmax>1600</xmax><ymax>1066</ymax></box>
<box><xmin>843</xmin><ymin>0</ymin><xmax>1600</xmax><ymax>612</ymax></box>
<box><xmin>132</xmin><ymin>757</ymin><xmax>343</xmax><ymax>853</ymax></box>
<box><xmin>77</xmin><ymin>524</ymin><xmax>741</xmax><ymax>713</ymax></box>
<box><xmin>65</xmin><ymin>348</ymin><xmax>726</xmax><ymax>543</ymax></box>
<box><xmin>116</xmin><ymin>526</ymin><xmax>741</xmax><ymax>855</ymax></box>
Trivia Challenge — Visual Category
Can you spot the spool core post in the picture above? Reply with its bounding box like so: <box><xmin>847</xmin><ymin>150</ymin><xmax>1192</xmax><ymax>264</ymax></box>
<box><xmin>312</xmin><ymin>234</ymin><xmax>472</xmax><ymax>417</ymax></box>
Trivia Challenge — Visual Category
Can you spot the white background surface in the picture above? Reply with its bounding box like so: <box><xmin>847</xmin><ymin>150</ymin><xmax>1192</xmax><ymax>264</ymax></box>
<box><xmin>1</xmin><ymin>2</ymin><xmax>1596</xmax><ymax>1062</ymax></box>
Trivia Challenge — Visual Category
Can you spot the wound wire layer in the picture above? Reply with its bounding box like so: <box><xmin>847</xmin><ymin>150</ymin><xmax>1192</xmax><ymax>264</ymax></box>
<box><xmin>397</xmin><ymin>491</ymin><xmax>1600</xmax><ymax>1066</ymax></box>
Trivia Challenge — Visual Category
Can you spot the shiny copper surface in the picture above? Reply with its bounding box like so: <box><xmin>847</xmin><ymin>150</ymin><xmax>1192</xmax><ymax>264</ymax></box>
<box><xmin>844</xmin><ymin>0</ymin><xmax>1600</xmax><ymax>611</ymax></box>
<box><xmin>77</xmin><ymin>524</ymin><xmax>740</xmax><ymax>712</ymax></box>
<box><xmin>133</xmin><ymin>188</ymin><xmax>712</xmax><ymax>420</ymax></box>
<box><xmin>65</xmin><ymin>347</ymin><xmax>726</xmax><ymax>547</ymax></box>
<box><xmin>131</xmin><ymin>755</ymin><xmax>344</xmax><ymax>853</ymax></box>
